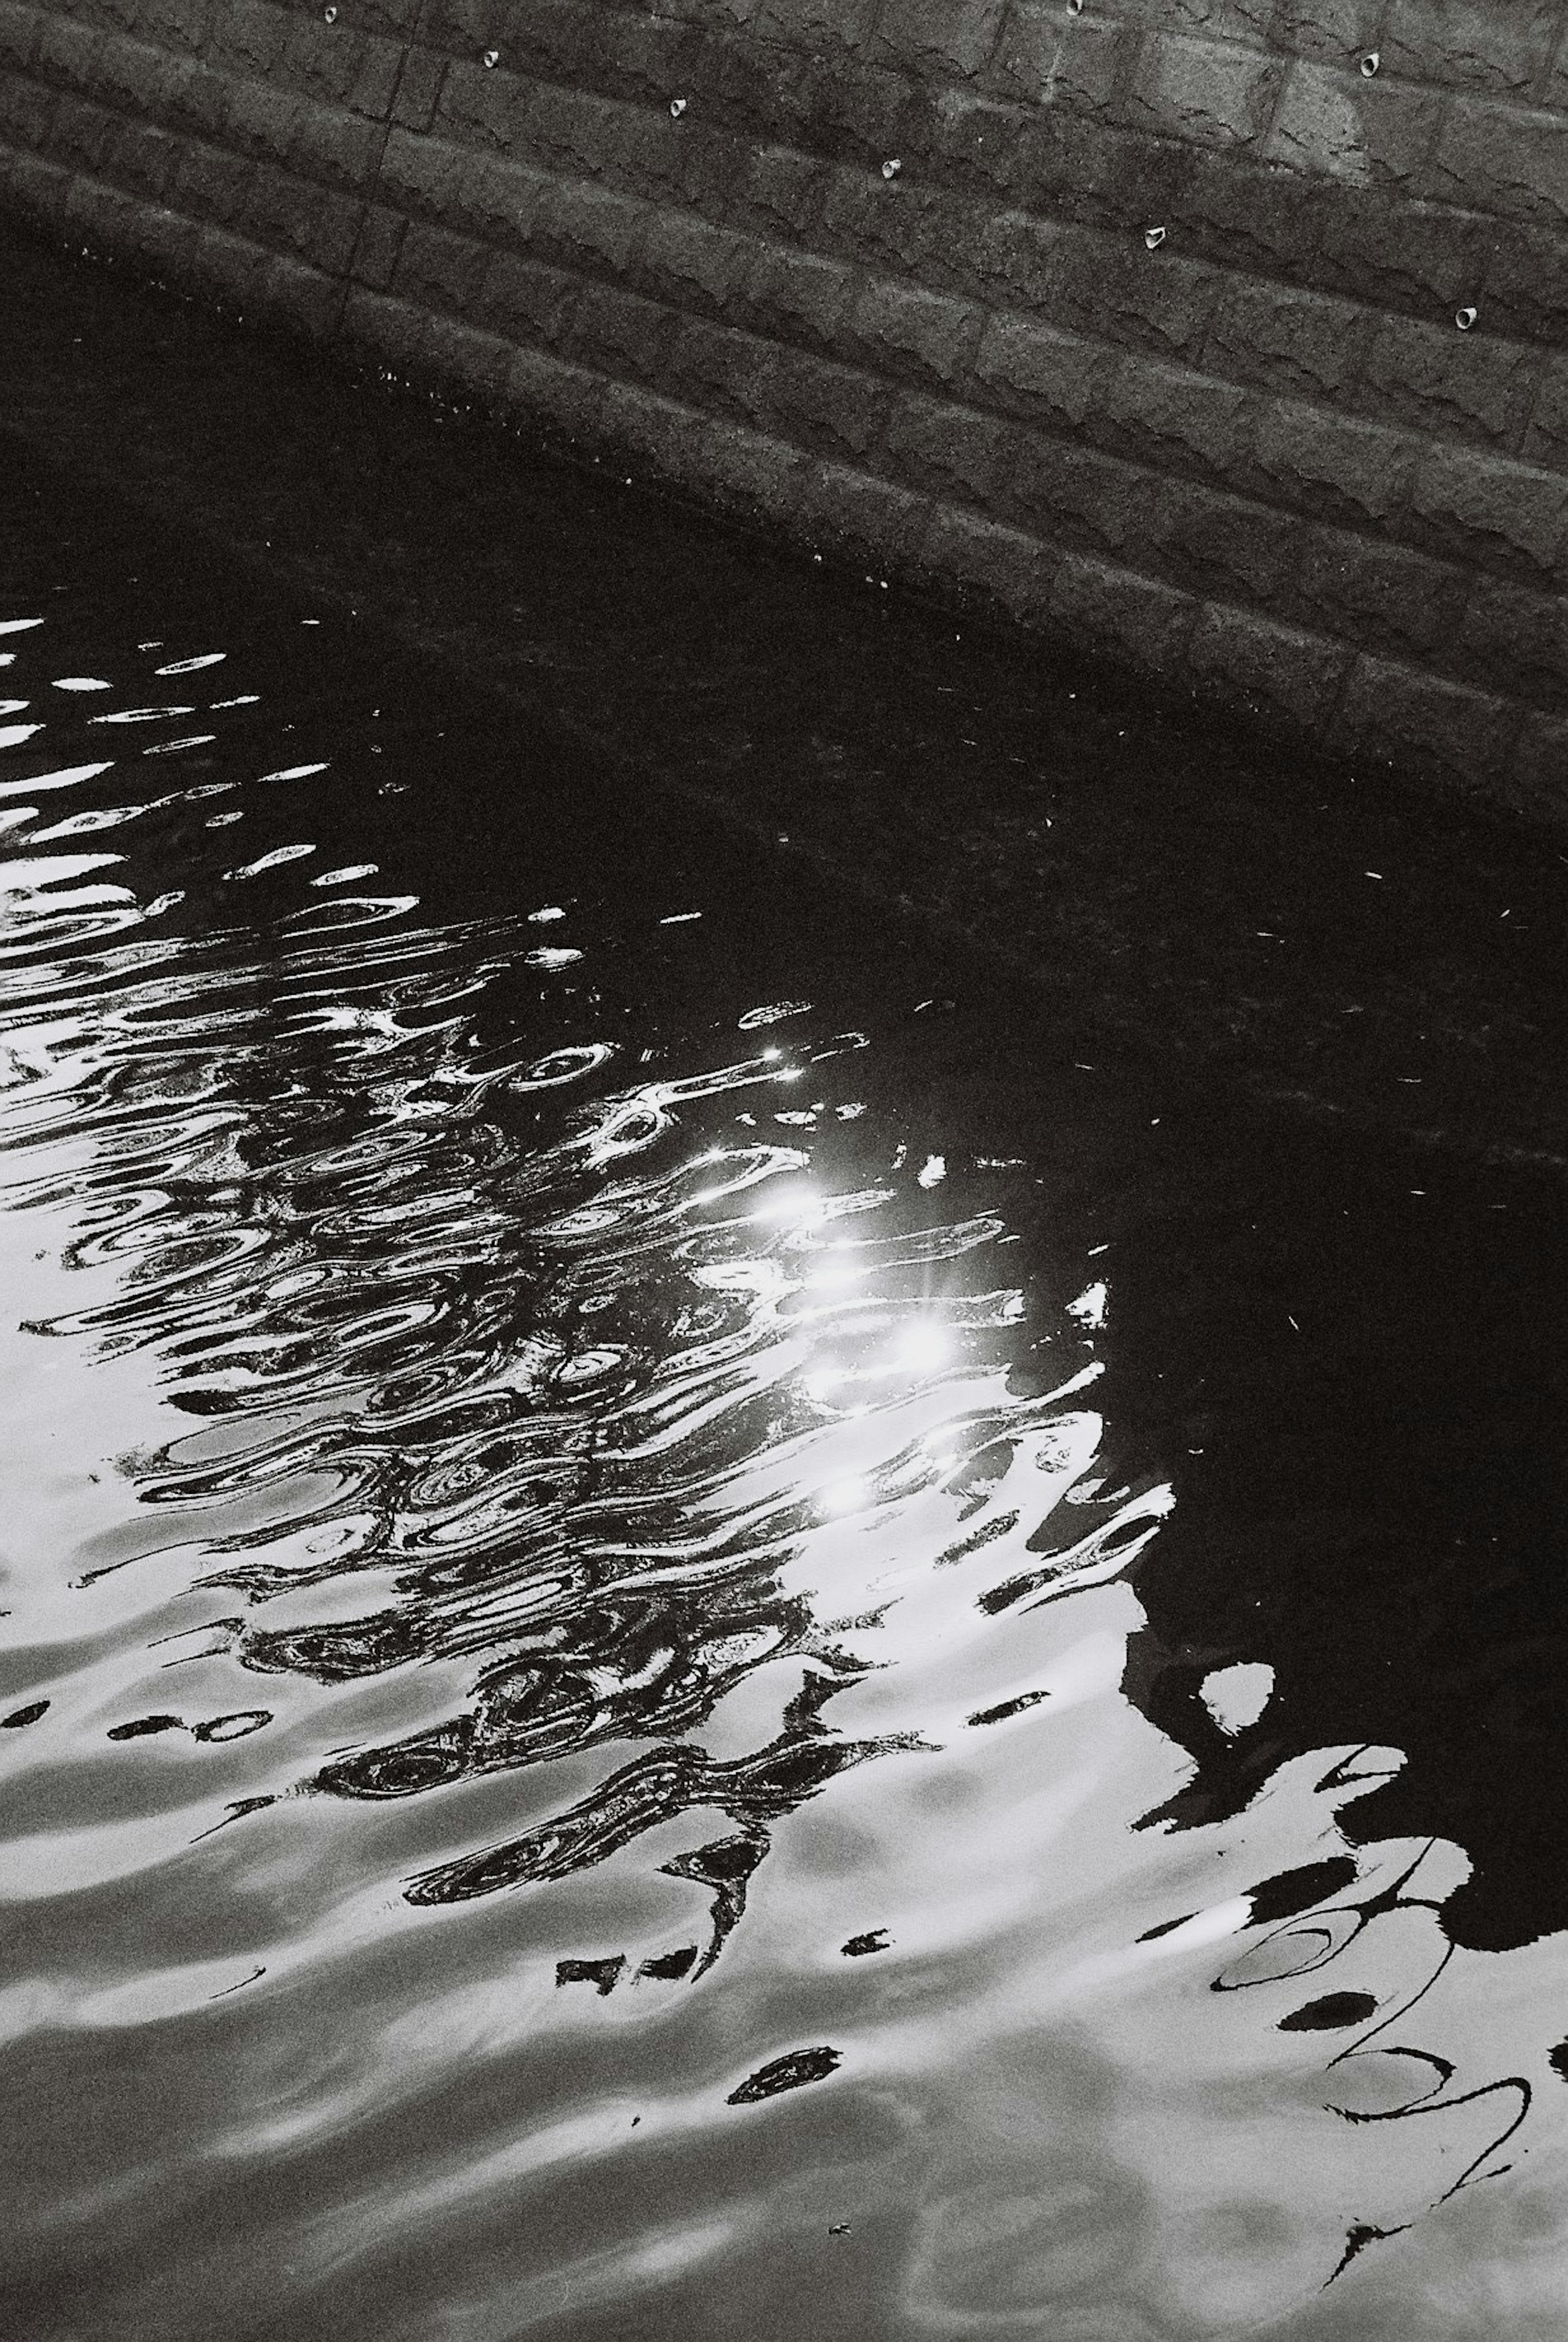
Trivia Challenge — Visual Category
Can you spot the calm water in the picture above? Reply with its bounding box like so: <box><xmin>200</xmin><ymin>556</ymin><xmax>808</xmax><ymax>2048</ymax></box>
<box><xmin>2</xmin><ymin>497</ymin><xmax>1567</xmax><ymax>2342</ymax></box>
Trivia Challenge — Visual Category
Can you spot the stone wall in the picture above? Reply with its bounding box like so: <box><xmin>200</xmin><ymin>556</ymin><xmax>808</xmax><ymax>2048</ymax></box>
<box><xmin>2</xmin><ymin>0</ymin><xmax>1565</xmax><ymax>814</ymax></box>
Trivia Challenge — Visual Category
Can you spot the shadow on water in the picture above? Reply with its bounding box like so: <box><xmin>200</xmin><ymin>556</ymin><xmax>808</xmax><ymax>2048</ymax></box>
<box><xmin>1</xmin><ymin>473</ymin><xmax>1567</xmax><ymax>2341</ymax></box>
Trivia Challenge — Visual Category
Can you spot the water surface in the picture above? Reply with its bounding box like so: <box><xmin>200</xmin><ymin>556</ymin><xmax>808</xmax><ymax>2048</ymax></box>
<box><xmin>2</xmin><ymin>492</ymin><xmax>1567</xmax><ymax>2342</ymax></box>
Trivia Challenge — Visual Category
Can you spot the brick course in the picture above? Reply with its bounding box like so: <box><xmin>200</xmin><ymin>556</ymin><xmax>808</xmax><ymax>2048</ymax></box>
<box><xmin>0</xmin><ymin>0</ymin><xmax>1565</xmax><ymax>815</ymax></box>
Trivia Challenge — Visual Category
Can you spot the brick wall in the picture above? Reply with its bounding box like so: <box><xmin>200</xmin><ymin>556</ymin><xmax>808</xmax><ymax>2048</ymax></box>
<box><xmin>2</xmin><ymin>0</ymin><xmax>1565</xmax><ymax>815</ymax></box>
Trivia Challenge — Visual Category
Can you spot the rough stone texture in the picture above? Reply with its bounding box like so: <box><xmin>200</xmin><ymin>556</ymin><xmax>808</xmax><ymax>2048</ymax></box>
<box><xmin>0</xmin><ymin>0</ymin><xmax>1566</xmax><ymax>813</ymax></box>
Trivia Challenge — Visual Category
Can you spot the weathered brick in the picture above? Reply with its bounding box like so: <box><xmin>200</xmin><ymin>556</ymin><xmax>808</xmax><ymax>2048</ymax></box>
<box><xmin>664</xmin><ymin>312</ymin><xmax>776</xmax><ymax>429</ymax></box>
<box><xmin>392</xmin><ymin>217</ymin><xmax>488</xmax><ymax>317</ymax></box>
<box><xmin>687</xmin><ymin>412</ymin><xmax>809</xmax><ymax>526</ymax></box>
<box><xmin>157</xmin><ymin>56</ymin><xmax>227</xmax><ymax>140</ymax></box>
<box><xmin>842</xmin><ymin>279</ymin><xmax>985</xmax><ymax>391</ymax></box>
<box><xmin>535</xmin><ymin>174</ymin><xmax>646</xmax><ymax>279</ymax></box>
<box><xmin>1454</xmin><ymin>576</ymin><xmax>1568</xmax><ymax>711</ymax></box>
<box><xmin>341</xmin><ymin>282</ymin><xmax>429</xmax><ymax>370</ymax></box>
<box><xmin>1174</xmin><ymin>147</ymin><xmax>1325</xmax><ymax>286</ymax></box>
<box><xmin>1206</xmin><ymin>276</ymin><xmax>1372</xmax><ymax>401</ymax></box>
<box><xmin>379</xmin><ymin>123</ymin><xmax>458</xmax><ymax>216</ymax></box>
<box><xmin>1425</xmin><ymin>97</ymin><xmax>1568</xmax><ymax>229</ymax></box>
<box><xmin>816</xmin><ymin>169</ymin><xmax>990</xmax><ymax>303</ymax></box>
<box><xmin>347</xmin><ymin>199</ymin><xmax>405</xmax><ymax>290</ymax></box>
<box><xmin>445</xmin><ymin>148</ymin><xmax>548</xmax><ymax>245</ymax></box>
<box><xmin>519</xmin><ymin>82</ymin><xmax>682</xmax><ymax>202</ymax></box>
<box><xmin>128</xmin><ymin>0</ymin><xmax>210</xmax><ymax>57</ymax></box>
<box><xmin>339</xmin><ymin>32</ymin><xmax>404</xmax><ymax>125</ymax></box>
<box><xmin>725</xmin><ymin>140</ymin><xmax>829</xmax><ymax>242</ymax></box>
<box><xmin>1333</xmin><ymin>653</ymin><xmax>1523</xmax><ymax>791</ymax></box>
<box><xmin>1154</xmin><ymin>476</ymin><xmax>1307</xmax><ymax>610</ymax></box>
<box><xmin>582</xmin><ymin>9</ymin><xmax>701</xmax><ymax>110</ymax></box>
<box><xmin>1187</xmin><ymin>601</ymin><xmax>1352</xmax><ymax>729</ymax></box>
<box><xmin>918</xmin><ymin>501</ymin><xmax>1056</xmax><ymax>620</ymax></box>
<box><xmin>1127</xmin><ymin>0</ymin><xmax>1275</xmax><ymax>42</ymax></box>
<box><xmin>390</xmin><ymin>45</ymin><xmax>446</xmax><ymax>132</ymax></box>
<box><xmin>46</xmin><ymin>91</ymin><xmax>117</xmax><ymax>174</ymax></box>
<box><xmin>246</xmin><ymin>159</ymin><xmax>360</xmax><ymax>274</ymax></box>
<box><xmin>443</xmin><ymin>0</ymin><xmax>587</xmax><ymax>89</ymax></box>
<box><xmin>33</xmin><ymin>12</ymin><xmax>105</xmax><ymax>87</ymax></box>
<box><xmin>763</xmin><ymin>344</ymin><xmax>890</xmax><ymax>462</ymax></box>
<box><xmin>1475</xmin><ymin>215</ymin><xmax>1568</xmax><ymax>348</ymax></box>
<box><xmin>202</xmin><ymin>0</ymin><xmax>287</xmax><ymax>83</ymax></box>
<box><xmin>793</xmin><ymin>457</ymin><xmax>931</xmax><ymax>564</ymax></box>
<box><xmin>1267</xmin><ymin>60</ymin><xmax>1442</xmax><ymax>186</ymax></box>
<box><xmin>1362</xmin><ymin>312</ymin><xmax>1540</xmax><ymax>453</ymax></box>
<box><xmin>188</xmin><ymin>218</ymin><xmax>274</xmax><ymax>307</ymax></box>
<box><xmin>1523</xmin><ymin>352</ymin><xmax>1568</xmax><ymax>472</ymax></box>
<box><xmin>1382</xmin><ymin>0</ymin><xmax>1561</xmax><ymax>99</ymax></box>
<box><xmin>880</xmin><ymin>388</ymin><xmax>1013</xmax><ymax>504</ymax></box>
<box><xmin>1006</xmin><ymin>433</ymin><xmax>1170</xmax><ymax>563</ymax></box>
<box><xmin>637</xmin><ymin>205</ymin><xmax>751</xmax><ymax>316</ymax></box>
<box><xmin>338</xmin><ymin>0</ymin><xmax>424</xmax><ymax>38</ymax></box>
<box><xmin>288</xmin><ymin>95</ymin><xmax>381</xmax><ymax>191</ymax></box>
<box><xmin>0</xmin><ymin>2</ymin><xmax>42</xmax><ymax>71</ymax></box>
<box><xmin>261</xmin><ymin>247</ymin><xmax>340</xmax><ymax>340</ymax></box>
<box><xmin>1269</xmin><ymin>0</ymin><xmax>1381</xmax><ymax>66</ymax></box>
<box><xmin>422</xmin><ymin>309</ymin><xmax>513</xmax><ymax>399</ymax></box>
<box><xmin>736</xmin><ymin>46</ymin><xmax>913</xmax><ymax>172</ymax></box>
<box><xmin>1408</xmin><ymin>445</ymin><xmax>1568</xmax><ymax>589</ymax></box>
<box><xmin>1250</xmin><ymin>398</ymin><xmax>1417</xmax><ymax>533</ymax></box>
<box><xmin>123</xmin><ymin>198</ymin><xmax>204</xmax><ymax>279</ymax></box>
<box><xmin>871</xmin><ymin>0</ymin><xmax>1009</xmax><ymax>81</ymax></box>
<box><xmin>1047</xmin><ymin>550</ymin><xmax>1198</xmax><ymax>681</ymax></box>
<box><xmin>595</xmin><ymin>375</ymin><xmax>704</xmax><ymax>486</ymax></box>
<box><xmin>0</xmin><ymin>147</ymin><xmax>71</xmax><ymax>227</ymax></box>
<box><xmin>971</xmin><ymin>310</ymin><xmax>1109</xmax><ymax>429</ymax></box>
<box><xmin>1313</xmin><ymin>187</ymin><xmax>1485</xmax><ymax>321</ymax></box>
<box><xmin>435</xmin><ymin>55</ymin><xmax>522</xmax><ymax>151</ymax></box>
<box><xmin>107</xmin><ymin>113</ymin><xmax>182</xmax><ymax>198</ymax></box>
<box><xmin>985</xmin><ymin>9</ymin><xmax>1130</xmax><ymax>114</ymax></box>
<box><xmin>220</xmin><ymin>76</ymin><xmax>306</xmax><ymax>170</ymax></box>
<box><xmin>561</xmin><ymin>278</ymin><xmax>677</xmax><ymax>385</ymax></box>
<box><xmin>1091</xmin><ymin>352</ymin><xmax>1258</xmax><ymax>491</ymax></box>
<box><xmin>1127</xmin><ymin>32</ymin><xmax>1285</xmax><ymax>151</ymax></box>
<box><xmin>470</xmin><ymin>245</ymin><xmax>575</xmax><ymax>343</ymax></box>
<box><xmin>1043</xmin><ymin>223</ymin><xmax>1223</xmax><ymax>363</ymax></box>
<box><xmin>977</xmin><ymin>203</ymin><xmax>1061</xmax><ymax>307</ymax></box>
<box><xmin>734</xmin><ymin>243</ymin><xmax>858</xmax><ymax>354</ymax></box>
<box><xmin>59</xmin><ymin>171</ymin><xmax>127</xmax><ymax>250</ymax></box>
<box><xmin>501</xmin><ymin>339</ymin><xmax>607</xmax><ymax>443</ymax></box>
<box><xmin>0</xmin><ymin>71</ymin><xmax>58</xmax><ymax>151</ymax></box>
<box><xmin>741</xmin><ymin>0</ymin><xmax>882</xmax><ymax>64</ymax></box>
<box><xmin>915</xmin><ymin>86</ymin><xmax>1049</xmax><ymax>203</ymax></box>
<box><xmin>278</xmin><ymin>16</ymin><xmax>392</xmax><ymax>116</ymax></box>
<box><xmin>1293</xmin><ymin>525</ymin><xmax>1472</xmax><ymax>660</ymax></box>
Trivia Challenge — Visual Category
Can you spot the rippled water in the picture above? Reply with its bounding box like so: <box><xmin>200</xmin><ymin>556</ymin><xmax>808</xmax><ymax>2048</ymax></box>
<box><xmin>2</xmin><ymin>519</ymin><xmax>1568</xmax><ymax>2342</ymax></box>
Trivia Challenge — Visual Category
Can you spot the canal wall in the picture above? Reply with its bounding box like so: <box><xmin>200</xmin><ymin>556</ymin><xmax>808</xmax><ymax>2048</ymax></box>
<box><xmin>1</xmin><ymin>1</ymin><xmax>1565</xmax><ymax>817</ymax></box>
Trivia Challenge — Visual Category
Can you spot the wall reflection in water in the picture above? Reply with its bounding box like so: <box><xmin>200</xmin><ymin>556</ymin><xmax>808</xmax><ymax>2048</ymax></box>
<box><xmin>1</xmin><ymin>583</ymin><xmax>1566</xmax><ymax>2342</ymax></box>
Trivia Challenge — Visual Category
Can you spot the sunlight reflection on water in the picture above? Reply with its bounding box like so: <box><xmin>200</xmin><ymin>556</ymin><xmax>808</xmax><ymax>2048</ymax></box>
<box><xmin>1</xmin><ymin>582</ymin><xmax>1566</xmax><ymax>2342</ymax></box>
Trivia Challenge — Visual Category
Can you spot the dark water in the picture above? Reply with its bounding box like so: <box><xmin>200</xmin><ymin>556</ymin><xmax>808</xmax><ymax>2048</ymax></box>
<box><xmin>2</xmin><ymin>492</ymin><xmax>1567</xmax><ymax>2342</ymax></box>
